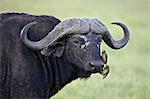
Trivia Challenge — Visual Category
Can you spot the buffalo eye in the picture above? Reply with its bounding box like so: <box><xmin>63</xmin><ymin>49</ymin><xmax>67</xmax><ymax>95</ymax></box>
<box><xmin>73</xmin><ymin>40</ymin><xmax>80</xmax><ymax>44</ymax></box>
<box><xmin>73</xmin><ymin>38</ymin><xmax>86</xmax><ymax>45</ymax></box>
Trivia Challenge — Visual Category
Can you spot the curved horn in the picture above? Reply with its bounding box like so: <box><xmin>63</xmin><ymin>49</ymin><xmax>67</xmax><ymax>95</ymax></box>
<box><xmin>20</xmin><ymin>18</ymin><xmax>90</xmax><ymax>50</ymax></box>
<box><xmin>20</xmin><ymin>22</ymin><xmax>46</xmax><ymax>50</ymax></box>
<box><xmin>102</xmin><ymin>22</ymin><xmax>130</xmax><ymax>49</ymax></box>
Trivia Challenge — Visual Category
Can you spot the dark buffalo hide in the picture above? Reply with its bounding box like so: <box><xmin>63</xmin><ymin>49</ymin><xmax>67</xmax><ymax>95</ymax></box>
<box><xmin>0</xmin><ymin>13</ymin><xmax>63</xmax><ymax>98</ymax></box>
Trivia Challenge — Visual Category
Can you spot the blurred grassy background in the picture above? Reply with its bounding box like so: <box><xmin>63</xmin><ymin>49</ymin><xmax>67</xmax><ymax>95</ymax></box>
<box><xmin>0</xmin><ymin>0</ymin><xmax>149</xmax><ymax>99</ymax></box>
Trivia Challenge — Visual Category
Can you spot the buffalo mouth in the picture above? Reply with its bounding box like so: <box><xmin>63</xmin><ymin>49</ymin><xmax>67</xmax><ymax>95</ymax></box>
<box><xmin>90</xmin><ymin>50</ymin><xmax>110</xmax><ymax>78</ymax></box>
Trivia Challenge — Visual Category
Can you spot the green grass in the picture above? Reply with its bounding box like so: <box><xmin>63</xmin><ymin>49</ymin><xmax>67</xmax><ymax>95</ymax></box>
<box><xmin>0</xmin><ymin>0</ymin><xmax>150</xmax><ymax>99</ymax></box>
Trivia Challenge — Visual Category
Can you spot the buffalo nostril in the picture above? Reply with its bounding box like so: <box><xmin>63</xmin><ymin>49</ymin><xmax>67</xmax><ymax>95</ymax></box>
<box><xmin>89</xmin><ymin>62</ymin><xmax>94</xmax><ymax>66</ymax></box>
<box><xmin>89</xmin><ymin>62</ymin><xmax>97</xmax><ymax>67</ymax></box>
<box><xmin>89</xmin><ymin>61</ymin><xmax>104</xmax><ymax>67</ymax></box>
<box><xmin>89</xmin><ymin>62</ymin><xmax>96</xmax><ymax>70</ymax></box>
<box><xmin>89</xmin><ymin>61</ymin><xmax>104</xmax><ymax>71</ymax></box>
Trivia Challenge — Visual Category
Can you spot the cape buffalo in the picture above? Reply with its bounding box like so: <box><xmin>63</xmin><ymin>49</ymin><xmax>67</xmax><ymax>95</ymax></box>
<box><xmin>0</xmin><ymin>13</ymin><xmax>130</xmax><ymax>98</ymax></box>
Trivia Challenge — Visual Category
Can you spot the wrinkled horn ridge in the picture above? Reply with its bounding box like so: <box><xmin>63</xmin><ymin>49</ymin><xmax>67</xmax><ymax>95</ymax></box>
<box><xmin>102</xmin><ymin>22</ymin><xmax>130</xmax><ymax>49</ymax></box>
<box><xmin>20</xmin><ymin>18</ymin><xmax>90</xmax><ymax>50</ymax></box>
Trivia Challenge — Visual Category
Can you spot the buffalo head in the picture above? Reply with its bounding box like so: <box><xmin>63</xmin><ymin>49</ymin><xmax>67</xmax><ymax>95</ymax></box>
<box><xmin>20</xmin><ymin>18</ymin><xmax>130</xmax><ymax>78</ymax></box>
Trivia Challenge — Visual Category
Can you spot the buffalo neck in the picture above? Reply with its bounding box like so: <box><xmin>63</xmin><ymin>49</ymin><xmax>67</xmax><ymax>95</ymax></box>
<box><xmin>46</xmin><ymin>55</ymin><xmax>81</xmax><ymax>97</ymax></box>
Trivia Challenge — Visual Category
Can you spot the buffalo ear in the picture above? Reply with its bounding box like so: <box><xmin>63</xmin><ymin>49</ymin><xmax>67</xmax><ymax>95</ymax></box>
<box><xmin>41</xmin><ymin>42</ymin><xmax>65</xmax><ymax>57</ymax></box>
